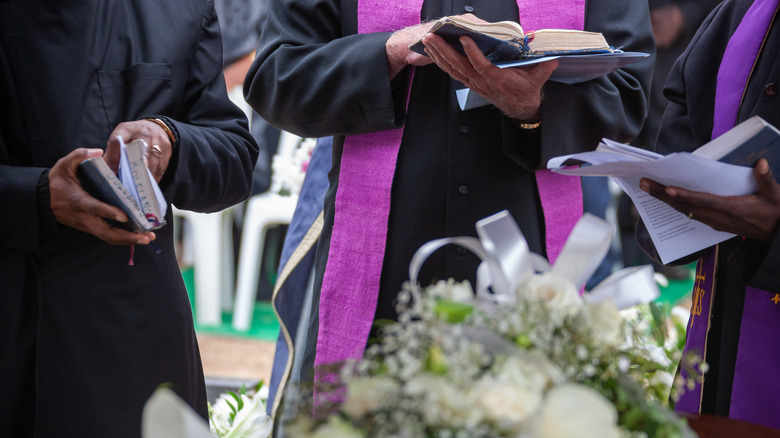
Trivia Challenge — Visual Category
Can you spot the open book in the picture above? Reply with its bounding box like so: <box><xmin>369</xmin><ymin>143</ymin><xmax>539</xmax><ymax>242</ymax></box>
<box><xmin>411</xmin><ymin>16</ymin><xmax>649</xmax><ymax>109</ymax></box>
<box><xmin>78</xmin><ymin>137</ymin><xmax>168</xmax><ymax>232</ymax></box>
<box><xmin>409</xmin><ymin>16</ymin><xmax>614</xmax><ymax>61</ymax></box>
<box><xmin>546</xmin><ymin>116</ymin><xmax>780</xmax><ymax>264</ymax></box>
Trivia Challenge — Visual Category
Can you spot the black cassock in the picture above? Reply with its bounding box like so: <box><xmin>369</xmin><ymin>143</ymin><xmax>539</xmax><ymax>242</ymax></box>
<box><xmin>0</xmin><ymin>1</ymin><xmax>258</xmax><ymax>436</ymax></box>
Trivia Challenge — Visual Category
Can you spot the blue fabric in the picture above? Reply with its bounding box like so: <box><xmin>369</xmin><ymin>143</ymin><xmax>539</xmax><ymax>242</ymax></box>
<box><xmin>266</xmin><ymin>136</ymin><xmax>332</xmax><ymax>414</ymax></box>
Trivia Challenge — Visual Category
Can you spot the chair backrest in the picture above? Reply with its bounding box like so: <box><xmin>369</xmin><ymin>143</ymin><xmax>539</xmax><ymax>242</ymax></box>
<box><xmin>269</xmin><ymin>131</ymin><xmax>317</xmax><ymax>196</ymax></box>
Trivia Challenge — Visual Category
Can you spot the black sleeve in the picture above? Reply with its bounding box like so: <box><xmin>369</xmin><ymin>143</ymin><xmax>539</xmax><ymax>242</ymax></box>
<box><xmin>244</xmin><ymin>0</ymin><xmax>401</xmax><ymax>138</ymax></box>
<box><xmin>503</xmin><ymin>0</ymin><xmax>656</xmax><ymax>170</ymax></box>
<box><xmin>163</xmin><ymin>0</ymin><xmax>259</xmax><ymax>213</ymax></box>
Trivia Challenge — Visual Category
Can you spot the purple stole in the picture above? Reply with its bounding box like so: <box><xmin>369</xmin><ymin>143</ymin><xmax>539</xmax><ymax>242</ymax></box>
<box><xmin>314</xmin><ymin>0</ymin><xmax>586</xmax><ymax>375</ymax></box>
<box><xmin>675</xmin><ymin>0</ymin><xmax>780</xmax><ymax>429</ymax></box>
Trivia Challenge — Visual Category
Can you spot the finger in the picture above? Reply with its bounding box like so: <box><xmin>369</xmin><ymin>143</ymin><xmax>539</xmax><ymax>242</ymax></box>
<box><xmin>146</xmin><ymin>143</ymin><xmax>165</xmax><ymax>180</ymax></box>
<box><xmin>754</xmin><ymin>158</ymin><xmax>780</xmax><ymax>198</ymax></box>
<box><xmin>424</xmin><ymin>34</ymin><xmax>474</xmax><ymax>82</ymax></box>
<box><xmin>85</xmin><ymin>195</ymin><xmax>130</xmax><ymax>224</ymax></box>
<box><xmin>92</xmin><ymin>220</ymin><xmax>156</xmax><ymax>246</ymax></box>
<box><xmin>104</xmin><ymin>136</ymin><xmax>122</xmax><ymax>171</ymax></box>
<box><xmin>423</xmin><ymin>34</ymin><xmax>456</xmax><ymax>69</ymax></box>
<box><xmin>63</xmin><ymin>148</ymin><xmax>104</xmax><ymax>173</ymax></box>
<box><xmin>461</xmin><ymin>36</ymin><xmax>496</xmax><ymax>77</ymax></box>
<box><xmin>639</xmin><ymin>178</ymin><xmax>696</xmax><ymax>214</ymax></box>
<box><xmin>532</xmin><ymin>58</ymin><xmax>559</xmax><ymax>81</ymax></box>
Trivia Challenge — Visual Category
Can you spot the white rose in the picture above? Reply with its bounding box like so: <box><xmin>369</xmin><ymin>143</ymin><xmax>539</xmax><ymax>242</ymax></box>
<box><xmin>340</xmin><ymin>376</ymin><xmax>400</xmax><ymax>419</ymax></box>
<box><xmin>516</xmin><ymin>273</ymin><xmax>582</xmax><ymax>314</ymax></box>
<box><xmin>584</xmin><ymin>300</ymin><xmax>624</xmax><ymax>346</ymax></box>
<box><xmin>530</xmin><ymin>384</ymin><xmax>620</xmax><ymax>438</ymax></box>
<box><xmin>494</xmin><ymin>355</ymin><xmax>558</xmax><ymax>393</ymax></box>
<box><xmin>404</xmin><ymin>375</ymin><xmax>482</xmax><ymax>428</ymax></box>
<box><xmin>468</xmin><ymin>377</ymin><xmax>542</xmax><ymax>432</ymax></box>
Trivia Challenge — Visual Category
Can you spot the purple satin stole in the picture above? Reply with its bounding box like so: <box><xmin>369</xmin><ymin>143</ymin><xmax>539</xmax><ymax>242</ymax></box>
<box><xmin>676</xmin><ymin>0</ymin><xmax>780</xmax><ymax>428</ymax></box>
<box><xmin>315</xmin><ymin>0</ymin><xmax>586</xmax><ymax>374</ymax></box>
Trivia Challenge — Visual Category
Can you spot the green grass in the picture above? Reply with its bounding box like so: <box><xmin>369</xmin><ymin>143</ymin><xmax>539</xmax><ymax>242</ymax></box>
<box><xmin>655</xmin><ymin>264</ymin><xmax>695</xmax><ymax>306</ymax></box>
<box><xmin>182</xmin><ymin>267</ymin><xmax>280</xmax><ymax>341</ymax></box>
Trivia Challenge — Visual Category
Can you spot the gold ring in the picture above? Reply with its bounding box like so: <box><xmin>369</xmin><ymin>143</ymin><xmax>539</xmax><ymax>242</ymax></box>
<box><xmin>151</xmin><ymin>144</ymin><xmax>163</xmax><ymax>155</ymax></box>
<box><xmin>688</xmin><ymin>212</ymin><xmax>694</xmax><ymax>219</ymax></box>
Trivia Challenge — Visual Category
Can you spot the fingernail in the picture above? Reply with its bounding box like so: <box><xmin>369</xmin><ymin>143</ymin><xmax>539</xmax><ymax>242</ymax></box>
<box><xmin>666</xmin><ymin>187</ymin><xmax>677</xmax><ymax>197</ymax></box>
<box><xmin>639</xmin><ymin>180</ymin><xmax>649</xmax><ymax>192</ymax></box>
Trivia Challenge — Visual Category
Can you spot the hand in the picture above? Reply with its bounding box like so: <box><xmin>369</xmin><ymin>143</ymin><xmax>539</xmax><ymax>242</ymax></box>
<box><xmin>651</xmin><ymin>4</ymin><xmax>684</xmax><ymax>48</ymax></box>
<box><xmin>105</xmin><ymin>120</ymin><xmax>172</xmax><ymax>182</ymax></box>
<box><xmin>385</xmin><ymin>22</ymin><xmax>436</xmax><ymax>79</ymax></box>
<box><xmin>639</xmin><ymin>159</ymin><xmax>780</xmax><ymax>242</ymax></box>
<box><xmin>49</xmin><ymin>148</ymin><xmax>156</xmax><ymax>245</ymax></box>
<box><xmin>422</xmin><ymin>31</ymin><xmax>557</xmax><ymax>121</ymax></box>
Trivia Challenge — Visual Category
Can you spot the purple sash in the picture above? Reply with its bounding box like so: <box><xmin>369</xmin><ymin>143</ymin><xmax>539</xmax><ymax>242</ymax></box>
<box><xmin>315</xmin><ymin>0</ymin><xmax>586</xmax><ymax>373</ymax></box>
<box><xmin>676</xmin><ymin>0</ymin><xmax>780</xmax><ymax>427</ymax></box>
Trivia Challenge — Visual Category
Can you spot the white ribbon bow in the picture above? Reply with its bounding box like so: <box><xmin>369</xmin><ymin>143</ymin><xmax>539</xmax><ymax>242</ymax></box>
<box><xmin>408</xmin><ymin>210</ymin><xmax>659</xmax><ymax>310</ymax></box>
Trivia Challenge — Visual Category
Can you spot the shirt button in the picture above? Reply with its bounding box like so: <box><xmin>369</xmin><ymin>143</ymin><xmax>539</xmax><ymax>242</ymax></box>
<box><xmin>456</xmin><ymin>246</ymin><xmax>468</xmax><ymax>255</ymax></box>
<box><xmin>458</xmin><ymin>185</ymin><xmax>469</xmax><ymax>195</ymax></box>
<box><xmin>464</xmin><ymin>5</ymin><xmax>475</xmax><ymax>12</ymax></box>
<box><xmin>459</xmin><ymin>125</ymin><xmax>470</xmax><ymax>134</ymax></box>
<box><xmin>766</xmin><ymin>83</ymin><xmax>778</xmax><ymax>96</ymax></box>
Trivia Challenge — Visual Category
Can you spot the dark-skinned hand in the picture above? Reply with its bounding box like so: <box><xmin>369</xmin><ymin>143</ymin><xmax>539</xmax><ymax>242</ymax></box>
<box><xmin>104</xmin><ymin>120</ymin><xmax>172</xmax><ymax>182</ymax></box>
<box><xmin>49</xmin><ymin>147</ymin><xmax>156</xmax><ymax>246</ymax></box>
<box><xmin>639</xmin><ymin>158</ymin><xmax>780</xmax><ymax>242</ymax></box>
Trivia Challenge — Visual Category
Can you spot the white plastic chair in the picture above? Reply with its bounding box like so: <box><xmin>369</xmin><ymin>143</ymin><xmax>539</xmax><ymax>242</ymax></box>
<box><xmin>174</xmin><ymin>206</ymin><xmax>236</xmax><ymax>327</ymax></box>
<box><xmin>232</xmin><ymin>132</ymin><xmax>313</xmax><ymax>331</ymax></box>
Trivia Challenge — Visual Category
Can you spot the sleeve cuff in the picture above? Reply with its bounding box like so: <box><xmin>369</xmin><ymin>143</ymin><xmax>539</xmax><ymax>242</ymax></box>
<box><xmin>36</xmin><ymin>169</ymin><xmax>60</xmax><ymax>239</ymax></box>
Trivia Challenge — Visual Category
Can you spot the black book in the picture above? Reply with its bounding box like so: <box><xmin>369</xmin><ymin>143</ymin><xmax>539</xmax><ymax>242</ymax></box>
<box><xmin>78</xmin><ymin>138</ymin><xmax>167</xmax><ymax>232</ymax></box>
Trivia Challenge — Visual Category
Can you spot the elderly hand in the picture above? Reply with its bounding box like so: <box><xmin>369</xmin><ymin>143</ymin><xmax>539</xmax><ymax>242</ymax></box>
<box><xmin>104</xmin><ymin>120</ymin><xmax>173</xmax><ymax>182</ymax></box>
<box><xmin>639</xmin><ymin>158</ymin><xmax>780</xmax><ymax>242</ymax></box>
<box><xmin>385</xmin><ymin>22</ymin><xmax>436</xmax><ymax>79</ymax></box>
<box><xmin>421</xmin><ymin>28</ymin><xmax>557</xmax><ymax>121</ymax></box>
<box><xmin>49</xmin><ymin>148</ymin><xmax>156</xmax><ymax>245</ymax></box>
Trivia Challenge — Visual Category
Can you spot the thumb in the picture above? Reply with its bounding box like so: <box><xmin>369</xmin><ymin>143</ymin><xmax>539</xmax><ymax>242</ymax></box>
<box><xmin>532</xmin><ymin>58</ymin><xmax>559</xmax><ymax>82</ymax></box>
<box><xmin>66</xmin><ymin>148</ymin><xmax>104</xmax><ymax>173</ymax></box>
<box><xmin>754</xmin><ymin>158</ymin><xmax>780</xmax><ymax>197</ymax></box>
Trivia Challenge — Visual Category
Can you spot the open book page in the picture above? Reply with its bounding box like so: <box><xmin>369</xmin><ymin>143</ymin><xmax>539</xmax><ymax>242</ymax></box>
<box><xmin>546</xmin><ymin>138</ymin><xmax>758</xmax><ymax>264</ymax></box>
<box><xmin>118</xmin><ymin>136</ymin><xmax>167</xmax><ymax>229</ymax></box>
<box><xmin>612</xmin><ymin>177</ymin><xmax>734</xmax><ymax>264</ymax></box>
<box><xmin>549</xmin><ymin>142</ymin><xmax>756</xmax><ymax>196</ymax></box>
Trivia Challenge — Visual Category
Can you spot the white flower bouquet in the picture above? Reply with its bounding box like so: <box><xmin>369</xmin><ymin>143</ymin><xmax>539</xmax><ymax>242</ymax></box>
<box><xmin>209</xmin><ymin>382</ymin><xmax>273</xmax><ymax>438</ymax></box>
<box><xmin>283</xmin><ymin>211</ymin><xmax>699</xmax><ymax>437</ymax></box>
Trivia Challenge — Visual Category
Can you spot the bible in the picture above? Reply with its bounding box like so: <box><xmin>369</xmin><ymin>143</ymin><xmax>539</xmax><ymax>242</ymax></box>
<box><xmin>409</xmin><ymin>16</ymin><xmax>614</xmax><ymax>62</ymax></box>
<box><xmin>78</xmin><ymin>137</ymin><xmax>167</xmax><ymax>232</ymax></box>
<box><xmin>546</xmin><ymin>116</ymin><xmax>780</xmax><ymax>264</ymax></box>
<box><xmin>412</xmin><ymin>16</ymin><xmax>649</xmax><ymax>109</ymax></box>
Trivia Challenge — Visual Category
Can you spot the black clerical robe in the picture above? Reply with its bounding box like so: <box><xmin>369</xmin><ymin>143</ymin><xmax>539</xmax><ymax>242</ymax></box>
<box><xmin>0</xmin><ymin>1</ymin><xmax>258</xmax><ymax>436</ymax></box>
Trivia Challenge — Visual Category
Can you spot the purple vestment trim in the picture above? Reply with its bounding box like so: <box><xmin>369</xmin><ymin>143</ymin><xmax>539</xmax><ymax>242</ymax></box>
<box><xmin>675</xmin><ymin>248</ymin><xmax>717</xmax><ymax>414</ymax></box>
<box><xmin>315</xmin><ymin>0</ymin><xmax>423</xmax><ymax>372</ymax></box>
<box><xmin>730</xmin><ymin>286</ymin><xmax>780</xmax><ymax>428</ymax></box>
<box><xmin>519</xmin><ymin>0</ymin><xmax>586</xmax><ymax>264</ymax></box>
<box><xmin>316</xmin><ymin>0</ymin><xmax>586</xmax><ymax>372</ymax></box>
<box><xmin>713</xmin><ymin>0</ymin><xmax>779</xmax><ymax>139</ymax></box>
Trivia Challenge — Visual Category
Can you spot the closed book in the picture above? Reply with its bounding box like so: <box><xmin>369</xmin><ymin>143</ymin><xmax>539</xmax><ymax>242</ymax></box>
<box><xmin>79</xmin><ymin>156</ymin><xmax>154</xmax><ymax>232</ymax></box>
<box><xmin>78</xmin><ymin>137</ymin><xmax>167</xmax><ymax>232</ymax></box>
